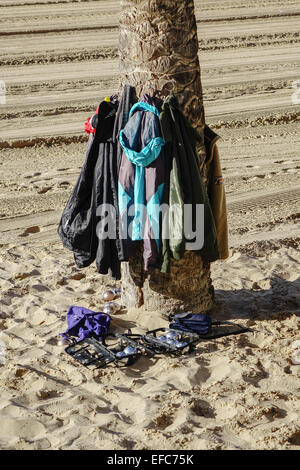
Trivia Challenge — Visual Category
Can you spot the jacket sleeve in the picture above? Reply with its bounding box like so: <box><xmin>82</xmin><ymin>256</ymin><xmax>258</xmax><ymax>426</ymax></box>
<box><xmin>207</xmin><ymin>143</ymin><xmax>229</xmax><ymax>260</ymax></box>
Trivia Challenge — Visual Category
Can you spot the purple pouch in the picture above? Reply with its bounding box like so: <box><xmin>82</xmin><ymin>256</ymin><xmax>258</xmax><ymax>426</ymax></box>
<box><xmin>61</xmin><ymin>306</ymin><xmax>110</xmax><ymax>342</ymax></box>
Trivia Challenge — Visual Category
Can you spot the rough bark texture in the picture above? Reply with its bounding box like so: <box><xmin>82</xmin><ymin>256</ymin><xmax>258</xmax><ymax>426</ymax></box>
<box><xmin>119</xmin><ymin>0</ymin><xmax>214</xmax><ymax>315</ymax></box>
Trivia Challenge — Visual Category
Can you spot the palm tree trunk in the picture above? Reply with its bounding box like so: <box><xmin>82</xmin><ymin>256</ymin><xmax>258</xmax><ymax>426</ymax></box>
<box><xmin>119</xmin><ymin>0</ymin><xmax>214</xmax><ymax>316</ymax></box>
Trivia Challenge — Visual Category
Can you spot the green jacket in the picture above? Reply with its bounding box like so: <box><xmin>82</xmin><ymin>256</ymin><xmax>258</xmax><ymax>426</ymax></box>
<box><xmin>159</xmin><ymin>94</ymin><xmax>219</xmax><ymax>273</ymax></box>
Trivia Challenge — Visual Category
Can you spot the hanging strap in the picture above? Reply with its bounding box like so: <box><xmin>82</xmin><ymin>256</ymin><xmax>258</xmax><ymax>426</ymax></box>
<box><xmin>202</xmin><ymin>321</ymin><xmax>251</xmax><ymax>339</ymax></box>
<box><xmin>169</xmin><ymin>317</ymin><xmax>251</xmax><ymax>340</ymax></box>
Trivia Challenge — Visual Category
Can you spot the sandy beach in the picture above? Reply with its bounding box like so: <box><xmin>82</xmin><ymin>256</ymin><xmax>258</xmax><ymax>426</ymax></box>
<box><xmin>0</xmin><ymin>0</ymin><xmax>299</xmax><ymax>450</ymax></box>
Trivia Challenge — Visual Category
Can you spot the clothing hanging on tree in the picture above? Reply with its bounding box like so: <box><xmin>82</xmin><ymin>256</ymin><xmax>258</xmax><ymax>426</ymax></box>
<box><xmin>204</xmin><ymin>125</ymin><xmax>229</xmax><ymax>260</ymax></box>
<box><xmin>58</xmin><ymin>86</ymin><xmax>136</xmax><ymax>280</ymax></box>
<box><xmin>159</xmin><ymin>94</ymin><xmax>220</xmax><ymax>273</ymax></box>
<box><xmin>58</xmin><ymin>85</ymin><xmax>228</xmax><ymax>281</ymax></box>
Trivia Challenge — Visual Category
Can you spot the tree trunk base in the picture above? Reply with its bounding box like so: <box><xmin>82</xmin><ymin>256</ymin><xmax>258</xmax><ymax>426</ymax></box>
<box><xmin>121</xmin><ymin>251</ymin><xmax>214</xmax><ymax>316</ymax></box>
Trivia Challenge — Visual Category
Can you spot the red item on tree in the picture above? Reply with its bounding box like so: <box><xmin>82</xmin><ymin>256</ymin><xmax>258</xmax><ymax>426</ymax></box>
<box><xmin>83</xmin><ymin>105</ymin><xmax>100</xmax><ymax>135</ymax></box>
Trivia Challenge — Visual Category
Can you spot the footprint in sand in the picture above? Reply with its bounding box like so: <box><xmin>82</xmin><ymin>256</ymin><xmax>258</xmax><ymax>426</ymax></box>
<box><xmin>37</xmin><ymin>390</ymin><xmax>62</xmax><ymax>400</ymax></box>
<box><xmin>70</xmin><ymin>273</ymin><xmax>86</xmax><ymax>281</ymax></box>
<box><xmin>19</xmin><ymin>226</ymin><xmax>41</xmax><ymax>237</ymax></box>
<box><xmin>189</xmin><ymin>398</ymin><xmax>216</xmax><ymax>418</ymax></box>
<box><xmin>37</xmin><ymin>186</ymin><xmax>53</xmax><ymax>194</ymax></box>
<box><xmin>25</xmin><ymin>226</ymin><xmax>40</xmax><ymax>234</ymax></box>
<box><xmin>0</xmin><ymin>417</ymin><xmax>46</xmax><ymax>440</ymax></box>
<box><xmin>275</xmin><ymin>160</ymin><xmax>295</xmax><ymax>165</ymax></box>
<box><xmin>288</xmin><ymin>430</ymin><xmax>300</xmax><ymax>446</ymax></box>
<box><xmin>152</xmin><ymin>412</ymin><xmax>174</xmax><ymax>429</ymax></box>
<box><xmin>24</xmin><ymin>172</ymin><xmax>41</xmax><ymax>179</ymax></box>
<box><xmin>14</xmin><ymin>269</ymin><xmax>40</xmax><ymax>280</ymax></box>
<box><xmin>39</xmin><ymin>400</ymin><xmax>73</xmax><ymax>416</ymax></box>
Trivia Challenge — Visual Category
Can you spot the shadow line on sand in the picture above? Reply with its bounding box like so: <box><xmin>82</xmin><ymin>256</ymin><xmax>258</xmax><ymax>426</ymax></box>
<box><xmin>213</xmin><ymin>276</ymin><xmax>300</xmax><ymax>322</ymax></box>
